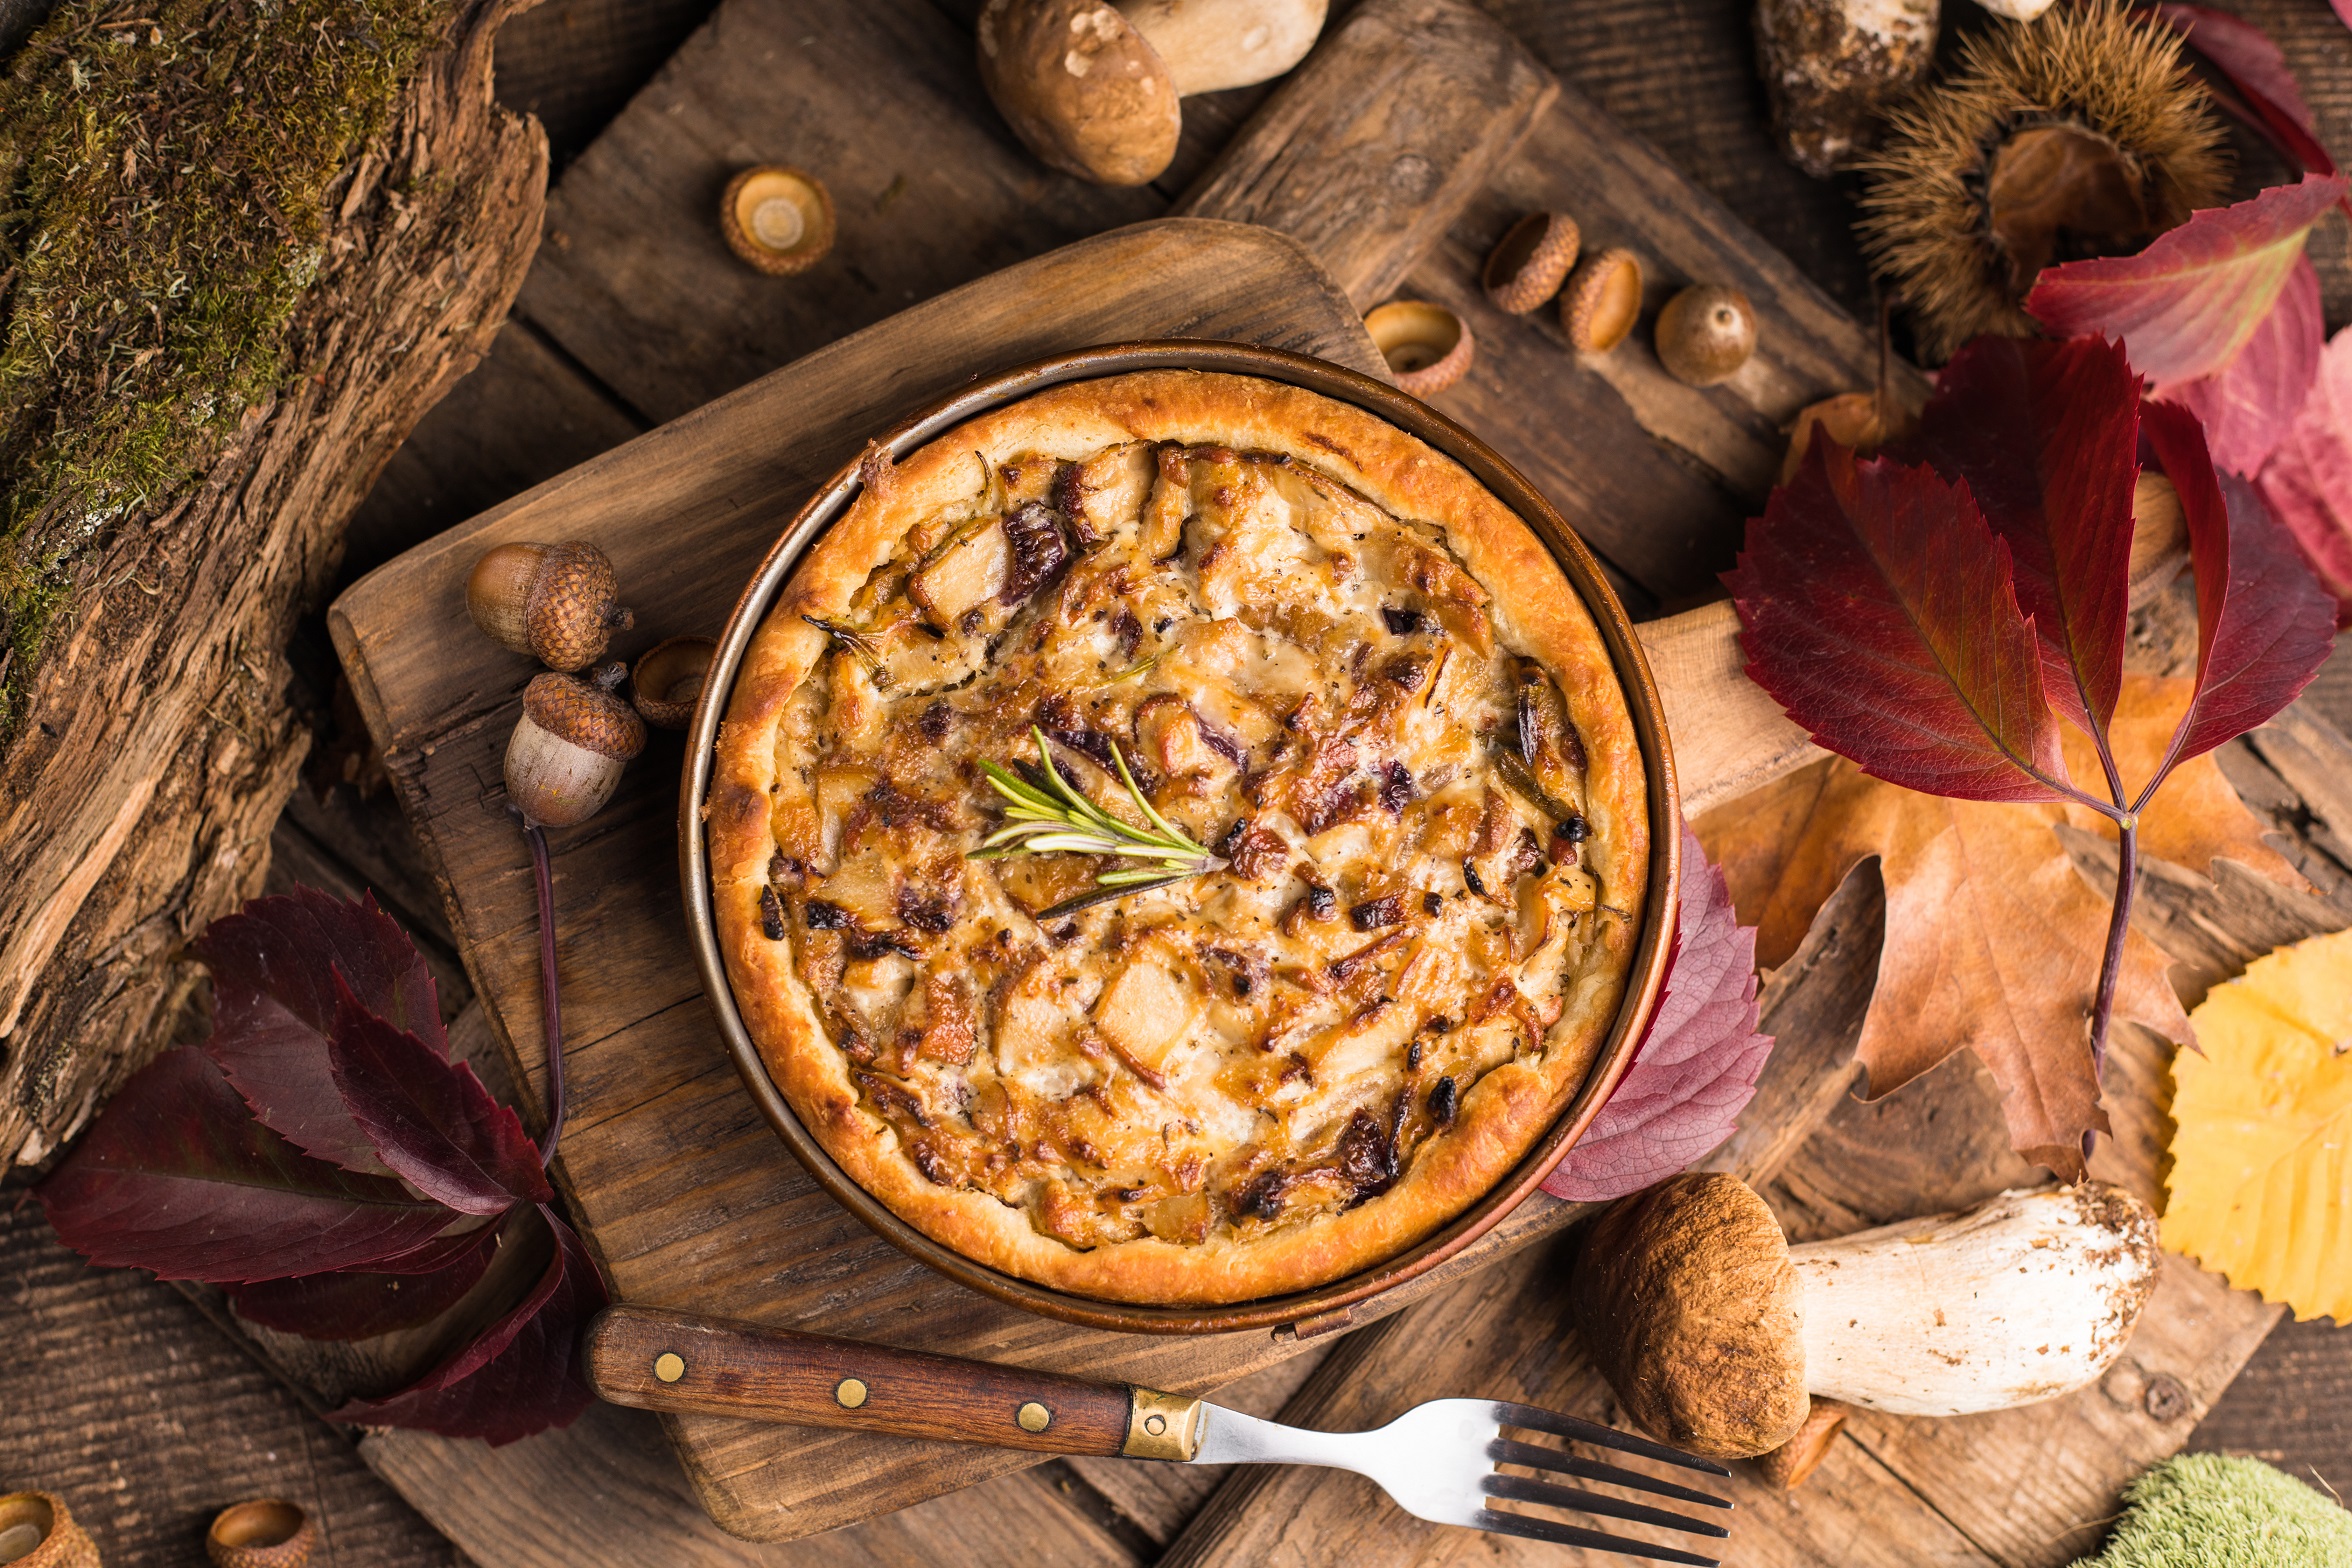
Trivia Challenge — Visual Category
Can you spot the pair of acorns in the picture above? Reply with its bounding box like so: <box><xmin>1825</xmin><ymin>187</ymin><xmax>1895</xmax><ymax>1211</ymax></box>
<box><xmin>466</xmin><ymin>541</ymin><xmax>715</xmax><ymax>828</ymax></box>
<box><xmin>1360</xmin><ymin>212</ymin><xmax>1759</xmax><ymax>397</ymax></box>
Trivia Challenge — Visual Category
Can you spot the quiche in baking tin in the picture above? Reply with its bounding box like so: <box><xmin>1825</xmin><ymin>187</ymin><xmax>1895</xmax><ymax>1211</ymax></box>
<box><xmin>707</xmin><ymin>370</ymin><xmax>1646</xmax><ymax>1304</ymax></box>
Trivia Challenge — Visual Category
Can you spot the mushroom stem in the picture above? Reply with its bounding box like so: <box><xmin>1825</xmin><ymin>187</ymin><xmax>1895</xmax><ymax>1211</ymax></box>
<box><xmin>1789</xmin><ymin>1184</ymin><xmax>2160</xmax><ymax>1417</ymax></box>
<box><xmin>523</xmin><ymin>817</ymin><xmax>567</xmax><ymax>1166</ymax></box>
<box><xmin>1115</xmin><ymin>0</ymin><xmax>1326</xmax><ymax>95</ymax></box>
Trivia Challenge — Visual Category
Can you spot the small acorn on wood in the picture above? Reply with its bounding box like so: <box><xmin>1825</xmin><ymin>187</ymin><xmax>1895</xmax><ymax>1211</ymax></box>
<box><xmin>1483</xmin><ymin>211</ymin><xmax>1581</xmax><ymax>314</ymax></box>
<box><xmin>506</xmin><ymin>663</ymin><xmax>647</xmax><ymax>828</ymax></box>
<box><xmin>467</xmin><ymin>541</ymin><xmax>635</xmax><ymax>672</ymax></box>
<box><xmin>1655</xmin><ymin>285</ymin><xmax>1757</xmax><ymax>385</ymax></box>
<box><xmin>719</xmin><ymin>166</ymin><xmax>836</xmax><ymax>276</ymax></box>
<box><xmin>631</xmin><ymin>635</ymin><xmax>718</xmax><ymax>731</ymax></box>
<box><xmin>0</xmin><ymin>1491</ymin><xmax>99</xmax><ymax>1568</ymax></box>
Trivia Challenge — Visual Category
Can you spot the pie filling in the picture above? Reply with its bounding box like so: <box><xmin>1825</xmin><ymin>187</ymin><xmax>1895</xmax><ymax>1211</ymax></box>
<box><xmin>756</xmin><ymin>437</ymin><xmax>1616</xmax><ymax>1255</ymax></box>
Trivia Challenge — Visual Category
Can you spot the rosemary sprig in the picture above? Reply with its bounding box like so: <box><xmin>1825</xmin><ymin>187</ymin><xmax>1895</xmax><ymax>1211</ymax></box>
<box><xmin>972</xmin><ymin>725</ymin><xmax>1226</xmax><ymax>918</ymax></box>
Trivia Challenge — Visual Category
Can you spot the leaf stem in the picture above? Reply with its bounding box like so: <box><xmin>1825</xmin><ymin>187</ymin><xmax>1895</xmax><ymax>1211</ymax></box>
<box><xmin>523</xmin><ymin>821</ymin><xmax>565</xmax><ymax>1167</ymax></box>
<box><xmin>2087</xmin><ymin>816</ymin><xmax>2137</xmax><ymax>1098</ymax></box>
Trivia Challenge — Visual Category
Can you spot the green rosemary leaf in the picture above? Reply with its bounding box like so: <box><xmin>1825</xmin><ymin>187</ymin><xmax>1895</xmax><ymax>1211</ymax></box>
<box><xmin>966</xmin><ymin>725</ymin><xmax>1228</xmax><ymax>916</ymax></box>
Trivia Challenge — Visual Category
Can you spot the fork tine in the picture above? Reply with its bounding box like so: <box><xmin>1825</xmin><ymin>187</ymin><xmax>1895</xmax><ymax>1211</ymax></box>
<box><xmin>1488</xmin><ymin>1438</ymin><xmax>1733</xmax><ymax>1510</ymax></box>
<box><xmin>1468</xmin><ymin>1507</ymin><xmax>1723</xmax><ymax>1566</ymax></box>
<box><xmin>1483</xmin><ymin>1471</ymin><xmax>1731</xmax><ymax>1539</ymax></box>
<box><xmin>1488</xmin><ymin>1401</ymin><xmax>1733</xmax><ymax>1476</ymax></box>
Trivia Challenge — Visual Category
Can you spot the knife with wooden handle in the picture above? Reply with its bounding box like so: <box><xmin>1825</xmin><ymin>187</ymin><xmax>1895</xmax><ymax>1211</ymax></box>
<box><xmin>583</xmin><ymin>1305</ymin><xmax>1203</xmax><ymax>1458</ymax></box>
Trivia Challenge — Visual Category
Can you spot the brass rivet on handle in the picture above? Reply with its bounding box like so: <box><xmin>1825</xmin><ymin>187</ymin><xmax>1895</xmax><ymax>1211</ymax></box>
<box><xmin>1144</xmin><ymin>1413</ymin><xmax>1168</xmax><ymax>1436</ymax></box>
<box><xmin>653</xmin><ymin>1352</ymin><xmax>685</xmax><ymax>1383</ymax></box>
<box><xmin>1016</xmin><ymin>1401</ymin><xmax>1052</xmax><ymax>1433</ymax></box>
<box><xmin>836</xmin><ymin>1378</ymin><xmax>869</xmax><ymax>1409</ymax></box>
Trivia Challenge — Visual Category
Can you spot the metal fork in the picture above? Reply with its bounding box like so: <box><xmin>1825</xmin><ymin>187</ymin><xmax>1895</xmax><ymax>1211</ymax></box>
<box><xmin>587</xmin><ymin>1307</ymin><xmax>1733</xmax><ymax>1563</ymax></box>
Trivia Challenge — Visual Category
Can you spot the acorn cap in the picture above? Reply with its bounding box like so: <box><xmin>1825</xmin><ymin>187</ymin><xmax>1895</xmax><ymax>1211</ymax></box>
<box><xmin>1364</xmin><ymin>299</ymin><xmax>1474</xmax><ymax>398</ymax></box>
<box><xmin>1482</xmin><ymin>211</ymin><xmax>1581</xmax><ymax>314</ymax></box>
<box><xmin>1655</xmin><ymin>284</ymin><xmax>1757</xmax><ymax>386</ymax></box>
<box><xmin>207</xmin><ymin>1500</ymin><xmax>314</xmax><ymax>1568</ymax></box>
<box><xmin>523</xmin><ymin>664</ymin><xmax>648</xmax><ymax>761</ymax></box>
<box><xmin>632</xmin><ymin>635</ymin><xmax>717</xmax><ymax>731</ymax></box>
<box><xmin>1561</xmin><ymin>247</ymin><xmax>1644</xmax><ymax>353</ymax></box>
<box><xmin>0</xmin><ymin>1492</ymin><xmax>99</xmax><ymax>1568</ymax></box>
<box><xmin>720</xmin><ymin>166</ymin><xmax>836</xmax><ymax>276</ymax></box>
<box><xmin>526</xmin><ymin>543</ymin><xmax>632</xmax><ymax>673</ymax></box>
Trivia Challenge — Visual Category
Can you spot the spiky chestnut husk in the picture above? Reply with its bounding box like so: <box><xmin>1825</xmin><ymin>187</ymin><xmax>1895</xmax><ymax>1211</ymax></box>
<box><xmin>466</xmin><ymin>541</ymin><xmax>636</xmax><ymax>672</ymax></box>
<box><xmin>506</xmin><ymin>663</ymin><xmax>647</xmax><ymax>828</ymax></box>
<box><xmin>1856</xmin><ymin>0</ymin><xmax>2229</xmax><ymax>364</ymax></box>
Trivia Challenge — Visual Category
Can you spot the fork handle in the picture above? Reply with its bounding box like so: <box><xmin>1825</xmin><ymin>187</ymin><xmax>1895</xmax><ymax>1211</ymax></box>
<box><xmin>585</xmin><ymin>1306</ymin><xmax>1203</xmax><ymax>1458</ymax></box>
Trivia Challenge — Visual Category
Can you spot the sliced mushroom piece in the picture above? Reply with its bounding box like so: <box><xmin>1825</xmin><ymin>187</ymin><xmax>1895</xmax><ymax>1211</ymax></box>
<box><xmin>1116</xmin><ymin>0</ymin><xmax>1326</xmax><ymax>94</ymax></box>
<box><xmin>908</xmin><ymin>518</ymin><xmax>1013</xmax><ymax>629</ymax></box>
<box><xmin>977</xmin><ymin>0</ymin><xmax>1182</xmax><ymax>186</ymax></box>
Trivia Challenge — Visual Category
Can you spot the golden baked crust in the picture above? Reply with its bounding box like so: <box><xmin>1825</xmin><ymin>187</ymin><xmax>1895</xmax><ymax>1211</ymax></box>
<box><xmin>708</xmin><ymin>370</ymin><xmax>1645</xmax><ymax>1304</ymax></box>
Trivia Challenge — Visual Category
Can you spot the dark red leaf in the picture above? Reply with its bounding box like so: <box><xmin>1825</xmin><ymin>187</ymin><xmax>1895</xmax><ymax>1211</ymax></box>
<box><xmin>2026</xmin><ymin>174</ymin><xmax>2348</xmax><ymax>390</ymax></box>
<box><xmin>331</xmin><ymin>1204</ymin><xmax>604</xmax><ymax>1445</ymax></box>
<box><xmin>197</xmin><ymin>888</ymin><xmax>445</xmax><ymax>1173</ymax></box>
<box><xmin>2144</xmin><ymin>400</ymin><xmax>2339</xmax><ymax>765</ymax></box>
<box><xmin>1727</xmin><ymin>438</ymin><xmax>2073</xmax><ymax>802</ymax></box>
<box><xmin>35</xmin><ymin>1047</ymin><xmax>458</xmax><ymax>1283</ymax></box>
<box><xmin>226</xmin><ymin>1218</ymin><xmax>502</xmax><ymax>1340</ymax></box>
<box><xmin>1904</xmin><ymin>335</ymin><xmax>2141</xmax><ymax>733</ymax></box>
<box><xmin>2161</xmin><ymin>255</ymin><xmax>2323</xmax><ymax>478</ymax></box>
<box><xmin>329</xmin><ymin>976</ymin><xmax>550</xmax><ymax>1216</ymax></box>
<box><xmin>2257</xmin><ymin>320</ymin><xmax>2352</xmax><ymax>619</ymax></box>
<box><xmin>2156</xmin><ymin>5</ymin><xmax>2337</xmax><ymax>177</ymax></box>
<box><xmin>1544</xmin><ymin>825</ymin><xmax>1773</xmax><ymax>1204</ymax></box>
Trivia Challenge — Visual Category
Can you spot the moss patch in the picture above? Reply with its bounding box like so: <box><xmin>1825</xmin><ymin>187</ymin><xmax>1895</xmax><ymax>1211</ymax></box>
<box><xmin>0</xmin><ymin>0</ymin><xmax>458</xmax><ymax>729</ymax></box>
<box><xmin>2072</xmin><ymin>1453</ymin><xmax>2352</xmax><ymax>1568</ymax></box>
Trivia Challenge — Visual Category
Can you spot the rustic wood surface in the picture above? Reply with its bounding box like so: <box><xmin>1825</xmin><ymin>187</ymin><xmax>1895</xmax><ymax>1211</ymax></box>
<box><xmin>11</xmin><ymin>0</ymin><xmax>2352</xmax><ymax>1561</ymax></box>
<box><xmin>0</xmin><ymin>0</ymin><xmax>549</xmax><ymax>1175</ymax></box>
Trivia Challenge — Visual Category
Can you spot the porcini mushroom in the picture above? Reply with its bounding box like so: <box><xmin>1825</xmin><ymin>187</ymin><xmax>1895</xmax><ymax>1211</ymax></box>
<box><xmin>1570</xmin><ymin>1173</ymin><xmax>2162</xmax><ymax>1465</ymax></box>
<box><xmin>1754</xmin><ymin>0</ymin><xmax>1939</xmax><ymax>178</ymax></box>
<box><xmin>976</xmin><ymin>0</ymin><xmax>1182</xmax><ymax>186</ymax></box>
<box><xmin>1116</xmin><ymin>0</ymin><xmax>1327</xmax><ymax>95</ymax></box>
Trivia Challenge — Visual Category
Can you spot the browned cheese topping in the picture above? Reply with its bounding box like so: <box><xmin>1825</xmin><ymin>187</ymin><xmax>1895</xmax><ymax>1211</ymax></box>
<box><xmin>763</xmin><ymin>441</ymin><xmax>1606</xmax><ymax>1251</ymax></box>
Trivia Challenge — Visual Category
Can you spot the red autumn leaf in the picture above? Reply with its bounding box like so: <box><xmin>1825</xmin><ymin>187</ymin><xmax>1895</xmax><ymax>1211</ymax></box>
<box><xmin>332</xmin><ymin>1204</ymin><xmax>605</xmax><ymax>1446</ymax></box>
<box><xmin>2143</xmin><ymin>399</ymin><xmax>2339</xmax><ymax>761</ymax></box>
<box><xmin>197</xmin><ymin>888</ymin><xmax>446</xmax><ymax>1174</ymax></box>
<box><xmin>2026</xmin><ymin>174</ymin><xmax>2349</xmax><ymax>389</ymax></box>
<box><xmin>2259</xmin><ymin>322</ymin><xmax>2352</xmax><ymax>618</ymax></box>
<box><xmin>2156</xmin><ymin>5</ymin><xmax>2337</xmax><ymax>176</ymax></box>
<box><xmin>1902</xmin><ymin>335</ymin><xmax>2141</xmax><ymax>734</ymax></box>
<box><xmin>1543</xmin><ymin>824</ymin><xmax>1772</xmax><ymax>1203</ymax></box>
<box><xmin>329</xmin><ymin>975</ymin><xmax>550</xmax><ymax>1216</ymax></box>
<box><xmin>226</xmin><ymin>1218</ymin><xmax>503</xmax><ymax>1341</ymax></box>
<box><xmin>1726</xmin><ymin>438</ymin><xmax>2072</xmax><ymax>802</ymax></box>
<box><xmin>36</xmin><ymin>1046</ymin><xmax>459</xmax><ymax>1283</ymax></box>
<box><xmin>2161</xmin><ymin>255</ymin><xmax>2323</xmax><ymax>478</ymax></box>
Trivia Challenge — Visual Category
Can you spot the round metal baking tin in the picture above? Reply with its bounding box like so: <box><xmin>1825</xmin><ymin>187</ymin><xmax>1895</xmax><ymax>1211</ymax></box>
<box><xmin>681</xmin><ymin>341</ymin><xmax>1682</xmax><ymax>1335</ymax></box>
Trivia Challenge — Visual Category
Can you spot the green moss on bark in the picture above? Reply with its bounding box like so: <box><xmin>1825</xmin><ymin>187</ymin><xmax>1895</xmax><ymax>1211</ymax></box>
<box><xmin>0</xmin><ymin>0</ymin><xmax>457</xmax><ymax>727</ymax></box>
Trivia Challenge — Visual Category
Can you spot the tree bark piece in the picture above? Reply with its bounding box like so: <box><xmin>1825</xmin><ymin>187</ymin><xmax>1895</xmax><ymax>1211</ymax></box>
<box><xmin>0</xmin><ymin>0</ymin><xmax>547</xmax><ymax>1167</ymax></box>
<box><xmin>1176</xmin><ymin>0</ymin><xmax>1558</xmax><ymax>307</ymax></box>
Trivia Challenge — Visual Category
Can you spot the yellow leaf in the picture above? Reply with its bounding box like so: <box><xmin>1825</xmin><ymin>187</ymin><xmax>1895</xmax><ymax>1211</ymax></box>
<box><xmin>2164</xmin><ymin>925</ymin><xmax>2352</xmax><ymax>1323</ymax></box>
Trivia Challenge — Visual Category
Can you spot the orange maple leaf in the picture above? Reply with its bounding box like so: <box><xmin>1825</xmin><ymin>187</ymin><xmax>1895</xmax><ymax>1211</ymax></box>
<box><xmin>1695</xmin><ymin>675</ymin><xmax>2296</xmax><ymax>1177</ymax></box>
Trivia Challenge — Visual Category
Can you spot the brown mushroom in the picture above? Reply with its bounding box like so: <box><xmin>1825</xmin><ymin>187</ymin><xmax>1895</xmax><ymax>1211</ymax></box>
<box><xmin>719</xmin><ymin>166</ymin><xmax>836</xmax><ymax>276</ymax></box>
<box><xmin>1483</xmin><ymin>211</ymin><xmax>1581</xmax><ymax>314</ymax></box>
<box><xmin>976</xmin><ymin>0</ymin><xmax>1182</xmax><ymax>186</ymax></box>
<box><xmin>1364</xmin><ymin>300</ymin><xmax>1473</xmax><ymax>398</ymax></box>
<box><xmin>1655</xmin><ymin>285</ymin><xmax>1757</xmax><ymax>386</ymax></box>
<box><xmin>1560</xmin><ymin>247</ymin><xmax>1643</xmax><ymax>353</ymax></box>
<box><xmin>1115</xmin><ymin>0</ymin><xmax>1326</xmax><ymax>94</ymax></box>
<box><xmin>1570</xmin><ymin>1174</ymin><xmax>2162</xmax><ymax>1469</ymax></box>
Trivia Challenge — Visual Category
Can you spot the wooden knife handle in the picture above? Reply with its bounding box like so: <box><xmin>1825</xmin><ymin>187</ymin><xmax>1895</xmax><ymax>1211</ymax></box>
<box><xmin>584</xmin><ymin>1306</ymin><xmax>1198</xmax><ymax>1458</ymax></box>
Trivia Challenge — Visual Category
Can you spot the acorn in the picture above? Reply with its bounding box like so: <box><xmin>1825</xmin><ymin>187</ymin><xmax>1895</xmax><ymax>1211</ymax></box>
<box><xmin>506</xmin><ymin>663</ymin><xmax>647</xmax><ymax>828</ymax></box>
<box><xmin>1364</xmin><ymin>299</ymin><xmax>1474</xmax><ymax>397</ymax></box>
<box><xmin>206</xmin><ymin>1500</ymin><xmax>314</xmax><ymax>1568</ymax></box>
<box><xmin>631</xmin><ymin>635</ymin><xmax>718</xmax><ymax>730</ymax></box>
<box><xmin>0</xmin><ymin>1491</ymin><xmax>99</xmax><ymax>1568</ymax></box>
<box><xmin>467</xmin><ymin>542</ymin><xmax>635</xmax><ymax>672</ymax></box>
<box><xmin>1482</xmin><ymin>211</ymin><xmax>1581</xmax><ymax>314</ymax></box>
<box><xmin>1561</xmin><ymin>248</ymin><xmax>1644</xmax><ymax>353</ymax></box>
<box><xmin>719</xmin><ymin>165</ymin><xmax>837</xmax><ymax>276</ymax></box>
<box><xmin>1655</xmin><ymin>285</ymin><xmax>1757</xmax><ymax>386</ymax></box>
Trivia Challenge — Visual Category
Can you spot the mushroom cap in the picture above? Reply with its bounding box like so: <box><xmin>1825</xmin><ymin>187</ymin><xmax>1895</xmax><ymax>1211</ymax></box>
<box><xmin>1364</xmin><ymin>299</ymin><xmax>1473</xmax><ymax>398</ymax></box>
<box><xmin>719</xmin><ymin>166</ymin><xmax>836</xmax><ymax>276</ymax></box>
<box><xmin>977</xmin><ymin>0</ymin><xmax>1181</xmax><ymax>187</ymax></box>
<box><xmin>1568</xmin><ymin>1172</ymin><xmax>1810</xmax><ymax>1460</ymax></box>
<box><xmin>1115</xmin><ymin>0</ymin><xmax>1327</xmax><ymax>96</ymax></box>
<box><xmin>1655</xmin><ymin>284</ymin><xmax>1757</xmax><ymax>386</ymax></box>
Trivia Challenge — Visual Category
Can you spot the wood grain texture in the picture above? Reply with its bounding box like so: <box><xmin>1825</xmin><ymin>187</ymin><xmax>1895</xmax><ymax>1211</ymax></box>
<box><xmin>0</xmin><ymin>0</ymin><xmax>549</xmax><ymax>1174</ymax></box>
<box><xmin>493</xmin><ymin>0</ymin><xmax>723</xmax><ymax>172</ymax></box>
<box><xmin>0</xmin><ymin>1188</ymin><xmax>462</xmax><ymax>1568</ymax></box>
<box><xmin>586</xmin><ymin>1306</ymin><xmax>1137</xmax><ymax>1455</ymax></box>
<box><xmin>1175</xmin><ymin>0</ymin><xmax>1558</xmax><ymax>308</ymax></box>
